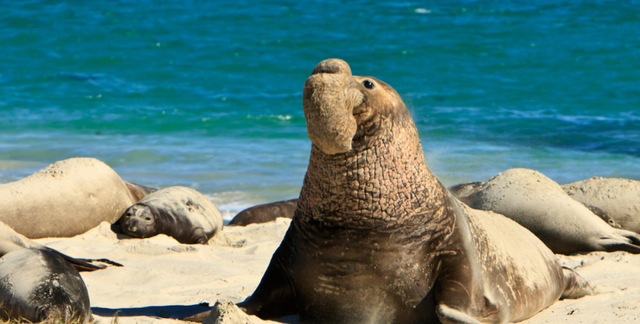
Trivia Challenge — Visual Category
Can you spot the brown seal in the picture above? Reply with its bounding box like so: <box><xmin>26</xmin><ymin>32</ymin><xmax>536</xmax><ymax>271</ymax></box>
<box><xmin>210</xmin><ymin>59</ymin><xmax>593</xmax><ymax>324</ymax></box>
<box><xmin>119</xmin><ymin>186</ymin><xmax>223</xmax><ymax>244</ymax></box>
<box><xmin>562</xmin><ymin>177</ymin><xmax>640</xmax><ymax>233</ymax></box>
<box><xmin>0</xmin><ymin>158</ymin><xmax>148</xmax><ymax>238</ymax></box>
<box><xmin>228</xmin><ymin>199</ymin><xmax>297</xmax><ymax>226</ymax></box>
<box><xmin>453</xmin><ymin>168</ymin><xmax>640</xmax><ymax>255</ymax></box>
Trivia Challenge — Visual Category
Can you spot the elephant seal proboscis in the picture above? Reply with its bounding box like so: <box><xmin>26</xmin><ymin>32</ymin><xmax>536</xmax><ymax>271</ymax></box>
<box><xmin>562</xmin><ymin>177</ymin><xmax>640</xmax><ymax>233</ymax></box>
<box><xmin>0</xmin><ymin>157</ymin><xmax>148</xmax><ymax>238</ymax></box>
<box><xmin>201</xmin><ymin>59</ymin><xmax>594</xmax><ymax>324</ymax></box>
<box><xmin>453</xmin><ymin>168</ymin><xmax>640</xmax><ymax>255</ymax></box>
<box><xmin>119</xmin><ymin>186</ymin><xmax>223</xmax><ymax>244</ymax></box>
<box><xmin>228</xmin><ymin>199</ymin><xmax>297</xmax><ymax>226</ymax></box>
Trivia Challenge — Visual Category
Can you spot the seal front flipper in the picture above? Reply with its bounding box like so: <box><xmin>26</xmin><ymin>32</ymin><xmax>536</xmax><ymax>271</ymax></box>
<box><xmin>560</xmin><ymin>267</ymin><xmax>594</xmax><ymax>299</ymax></box>
<box><xmin>237</xmin><ymin>253</ymin><xmax>297</xmax><ymax>319</ymax></box>
<box><xmin>192</xmin><ymin>228</ymin><xmax>210</xmax><ymax>245</ymax></box>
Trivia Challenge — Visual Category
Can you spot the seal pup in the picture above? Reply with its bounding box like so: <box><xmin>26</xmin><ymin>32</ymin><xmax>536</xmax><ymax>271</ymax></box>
<box><xmin>228</xmin><ymin>199</ymin><xmax>297</xmax><ymax>226</ymax></box>
<box><xmin>119</xmin><ymin>186</ymin><xmax>223</xmax><ymax>244</ymax></box>
<box><xmin>204</xmin><ymin>59</ymin><xmax>593</xmax><ymax>324</ymax></box>
<box><xmin>0</xmin><ymin>157</ymin><xmax>147</xmax><ymax>238</ymax></box>
<box><xmin>562</xmin><ymin>177</ymin><xmax>640</xmax><ymax>233</ymax></box>
<box><xmin>453</xmin><ymin>168</ymin><xmax>640</xmax><ymax>255</ymax></box>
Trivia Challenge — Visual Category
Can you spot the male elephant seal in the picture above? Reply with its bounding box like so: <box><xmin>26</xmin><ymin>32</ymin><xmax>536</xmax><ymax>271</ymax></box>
<box><xmin>562</xmin><ymin>177</ymin><xmax>640</xmax><ymax>233</ymax></box>
<box><xmin>204</xmin><ymin>59</ymin><xmax>593</xmax><ymax>324</ymax></box>
<box><xmin>453</xmin><ymin>168</ymin><xmax>640</xmax><ymax>255</ymax></box>
<box><xmin>0</xmin><ymin>157</ymin><xmax>147</xmax><ymax>238</ymax></box>
<box><xmin>228</xmin><ymin>199</ymin><xmax>297</xmax><ymax>226</ymax></box>
<box><xmin>119</xmin><ymin>186</ymin><xmax>223</xmax><ymax>244</ymax></box>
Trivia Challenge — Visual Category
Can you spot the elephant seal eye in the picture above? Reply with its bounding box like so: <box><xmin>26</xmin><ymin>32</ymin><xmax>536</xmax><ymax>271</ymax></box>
<box><xmin>363</xmin><ymin>79</ymin><xmax>375</xmax><ymax>89</ymax></box>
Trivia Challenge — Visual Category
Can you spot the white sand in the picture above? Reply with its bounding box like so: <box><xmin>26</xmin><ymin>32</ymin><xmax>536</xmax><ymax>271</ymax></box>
<box><xmin>34</xmin><ymin>219</ymin><xmax>640</xmax><ymax>324</ymax></box>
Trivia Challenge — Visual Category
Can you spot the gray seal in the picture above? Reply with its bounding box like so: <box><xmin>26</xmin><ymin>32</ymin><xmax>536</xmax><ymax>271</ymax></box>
<box><xmin>119</xmin><ymin>186</ymin><xmax>223</xmax><ymax>244</ymax></box>
<box><xmin>562</xmin><ymin>177</ymin><xmax>640</xmax><ymax>233</ymax></box>
<box><xmin>0</xmin><ymin>248</ymin><xmax>92</xmax><ymax>323</ymax></box>
<box><xmin>228</xmin><ymin>199</ymin><xmax>297</xmax><ymax>226</ymax></box>
<box><xmin>453</xmin><ymin>168</ymin><xmax>640</xmax><ymax>254</ymax></box>
<box><xmin>210</xmin><ymin>59</ymin><xmax>594</xmax><ymax>324</ymax></box>
<box><xmin>0</xmin><ymin>221</ymin><xmax>120</xmax><ymax>323</ymax></box>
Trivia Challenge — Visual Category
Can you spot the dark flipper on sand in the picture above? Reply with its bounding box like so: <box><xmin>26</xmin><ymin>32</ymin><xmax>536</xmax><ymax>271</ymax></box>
<box><xmin>598</xmin><ymin>236</ymin><xmax>640</xmax><ymax>254</ymax></box>
<box><xmin>45</xmin><ymin>247</ymin><xmax>123</xmax><ymax>272</ymax></box>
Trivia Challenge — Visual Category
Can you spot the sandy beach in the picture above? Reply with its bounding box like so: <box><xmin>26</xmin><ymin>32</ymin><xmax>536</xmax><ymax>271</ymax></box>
<box><xmin>31</xmin><ymin>217</ymin><xmax>640</xmax><ymax>324</ymax></box>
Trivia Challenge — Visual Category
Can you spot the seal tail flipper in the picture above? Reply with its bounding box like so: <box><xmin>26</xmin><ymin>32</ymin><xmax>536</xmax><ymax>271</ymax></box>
<box><xmin>124</xmin><ymin>181</ymin><xmax>157</xmax><ymax>202</ymax></box>
<box><xmin>616</xmin><ymin>229</ymin><xmax>640</xmax><ymax>246</ymax></box>
<box><xmin>44</xmin><ymin>247</ymin><xmax>123</xmax><ymax>272</ymax></box>
<box><xmin>598</xmin><ymin>236</ymin><xmax>640</xmax><ymax>254</ymax></box>
<box><xmin>561</xmin><ymin>267</ymin><xmax>594</xmax><ymax>299</ymax></box>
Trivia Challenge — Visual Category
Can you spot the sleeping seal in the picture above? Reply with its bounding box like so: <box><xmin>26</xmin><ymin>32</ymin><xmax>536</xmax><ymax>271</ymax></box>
<box><xmin>119</xmin><ymin>186</ymin><xmax>223</xmax><ymax>244</ymax></box>
<box><xmin>202</xmin><ymin>59</ymin><xmax>593</xmax><ymax>324</ymax></box>
<box><xmin>453</xmin><ymin>168</ymin><xmax>640</xmax><ymax>255</ymax></box>
<box><xmin>0</xmin><ymin>248</ymin><xmax>92</xmax><ymax>323</ymax></box>
<box><xmin>0</xmin><ymin>221</ymin><xmax>120</xmax><ymax>323</ymax></box>
<box><xmin>562</xmin><ymin>177</ymin><xmax>640</xmax><ymax>233</ymax></box>
<box><xmin>0</xmin><ymin>157</ymin><xmax>150</xmax><ymax>238</ymax></box>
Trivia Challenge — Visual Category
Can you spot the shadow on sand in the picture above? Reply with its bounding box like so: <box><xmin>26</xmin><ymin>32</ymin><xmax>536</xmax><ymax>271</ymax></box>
<box><xmin>93</xmin><ymin>304</ymin><xmax>300</xmax><ymax>323</ymax></box>
<box><xmin>92</xmin><ymin>303</ymin><xmax>211</xmax><ymax>319</ymax></box>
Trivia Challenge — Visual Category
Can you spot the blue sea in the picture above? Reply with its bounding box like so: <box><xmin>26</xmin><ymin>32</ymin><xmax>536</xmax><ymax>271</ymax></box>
<box><xmin>1</xmin><ymin>1</ymin><xmax>639</xmax><ymax>219</ymax></box>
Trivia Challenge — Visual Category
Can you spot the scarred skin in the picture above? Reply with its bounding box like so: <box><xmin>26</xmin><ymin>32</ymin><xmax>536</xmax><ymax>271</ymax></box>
<box><xmin>234</xmin><ymin>59</ymin><xmax>592</xmax><ymax>324</ymax></box>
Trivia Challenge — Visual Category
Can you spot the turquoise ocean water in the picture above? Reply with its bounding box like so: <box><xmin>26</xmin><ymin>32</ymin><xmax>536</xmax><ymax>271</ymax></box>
<box><xmin>1</xmin><ymin>1</ymin><xmax>639</xmax><ymax>219</ymax></box>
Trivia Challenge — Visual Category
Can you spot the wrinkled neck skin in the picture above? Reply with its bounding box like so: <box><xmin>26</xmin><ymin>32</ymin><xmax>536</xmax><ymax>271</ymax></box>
<box><xmin>297</xmin><ymin>116</ymin><xmax>450</xmax><ymax>235</ymax></box>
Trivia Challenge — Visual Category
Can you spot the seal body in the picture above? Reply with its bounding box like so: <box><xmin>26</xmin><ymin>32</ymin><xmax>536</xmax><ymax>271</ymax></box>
<box><xmin>0</xmin><ymin>158</ymin><xmax>142</xmax><ymax>238</ymax></box>
<box><xmin>563</xmin><ymin>177</ymin><xmax>640</xmax><ymax>233</ymax></box>
<box><xmin>454</xmin><ymin>168</ymin><xmax>640</xmax><ymax>254</ymax></box>
<box><xmin>228</xmin><ymin>199</ymin><xmax>297</xmax><ymax>226</ymax></box>
<box><xmin>119</xmin><ymin>186</ymin><xmax>223</xmax><ymax>244</ymax></box>
<box><xmin>232</xmin><ymin>59</ymin><xmax>592</xmax><ymax>324</ymax></box>
<box><xmin>0</xmin><ymin>248</ymin><xmax>92</xmax><ymax>323</ymax></box>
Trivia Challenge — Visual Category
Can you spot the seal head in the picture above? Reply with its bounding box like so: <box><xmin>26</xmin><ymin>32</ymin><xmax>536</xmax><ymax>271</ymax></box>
<box><xmin>120</xmin><ymin>205</ymin><xmax>156</xmax><ymax>239</ymax></box>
